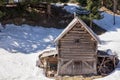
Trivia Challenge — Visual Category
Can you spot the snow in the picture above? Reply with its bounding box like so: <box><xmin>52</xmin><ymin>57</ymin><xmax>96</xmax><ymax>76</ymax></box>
<box><xmin>94</xmin><ymin>13</ymin><xmax>120</xmax><ymax>58</ymax></box>
<box><xmin>0</xmin><ymin>24</ymin><xmax>62</xmax><ymax>80</ymax></box>
<box><xmin>62</xmin><ymin>3</ymin><xmax>89</xmax><ymax>14</ymax></box>
<box><xmin>94</xmin><ymin>13</ymin><xmax>120</xmax><ymax>80</ymax></box>
<box><xmin>0</xmin><ymin>24</ymin><xmax>62</xmax><ymax>53</ymax></box>
<box><xmin>63</xmin><ymin>4</ymin><xmax>79</xmax><ymax>14</ymax></box>
<box><xmin>94</xmin><ymin>12</ymin><xmax>120</xmax><ymax>31</ymax></box>
<box><xmin>0</xmin><ymin>3</ymin><xmax>120</xmax><ymax>80</ymax></box>
<box><xmin>53</xmin><ymin>3</ymin><xmax>87</xmax><ymax>14</ymax></box>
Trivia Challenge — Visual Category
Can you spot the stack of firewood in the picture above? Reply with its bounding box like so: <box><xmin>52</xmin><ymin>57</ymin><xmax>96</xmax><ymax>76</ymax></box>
<box><xmin>97</xmin><ymin>55</ymin><xmax>119</xmax><ymax>75</ymax></box>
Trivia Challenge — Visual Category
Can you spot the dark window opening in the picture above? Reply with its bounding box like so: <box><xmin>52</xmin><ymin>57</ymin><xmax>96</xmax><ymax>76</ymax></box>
<box><xmin>74</xmin><ymin>61</ymin><xmax>81</xmax><ymax>65</ymax></box>
<box><xmin>74</xmin><ymin>39</ymin><xmax>80</xmax><ymax>43</ymax></box>
<box><xmin>48</xmin><ymin>62</ymin><xmax>57</xmax><ymax>71</ymax></box>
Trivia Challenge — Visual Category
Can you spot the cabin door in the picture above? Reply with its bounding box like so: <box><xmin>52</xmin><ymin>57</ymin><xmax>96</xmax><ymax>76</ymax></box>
<box><xmin>73</xmin><ymin>60</ymin><xmax>96</xmax><ymax>75</ymax></box>
<box><xmin>58</xmin><ymin>60</ymin><xmax>96</xmax><ymax>75</ymax></box>
<box><xmin>73</xmin><ymin>61</ymin><xmax>82</xmax><ymax>75</ymax></box>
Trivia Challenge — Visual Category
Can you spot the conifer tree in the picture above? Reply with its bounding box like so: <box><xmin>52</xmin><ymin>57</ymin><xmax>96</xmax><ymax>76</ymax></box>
<box><xmin>86</xmin><ymin>0</ymin><xmax>101</xmax><ymax>27</ymax></box>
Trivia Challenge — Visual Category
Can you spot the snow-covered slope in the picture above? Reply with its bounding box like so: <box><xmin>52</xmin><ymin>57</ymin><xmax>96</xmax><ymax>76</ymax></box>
<box><xmin>0</xmin><ymin>24</ymin><xmax>62</xmax><ymax>80</ymax></box>
<box><xmin>94</xmin><ymin>13</ymin><xmax>120</xmax><ymax>80</ymax></box>
<box><xmin>94</xmin><ymin>12</ymin><xmax>120</xmax><ymax>31</ymax></box>
<box><xmin>0</xmin><ymin>24</ymin><xmax>62</xmax><ymax>53</ymax></box>
<box><xmin>94</xmin><ymin>13</ymin><xmax>120</xmax><ymax>57</ymax></box>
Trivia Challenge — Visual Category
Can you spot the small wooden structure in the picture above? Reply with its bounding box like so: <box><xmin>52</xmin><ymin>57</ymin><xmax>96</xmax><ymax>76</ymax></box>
<box><xmin>38</xmin><ymin>17</ymin><xmax>119</xmax><ymax>77</ymax></box>
<box><xmin>38</xmin><ymin>48</ymin><xmax>58</xmax><ymax>77</ymax></box>
<box><xmin>38</xmin><ymin>49</ymin><xmax>119</xmax><ymax>77</ymax></box>
<box><xmin>54</xmin><ymin>17</ymin><xmax>101</xmax><ymax>76</ymax></box>
<box><xmin>97</xmin><ymin>50</ymin><xmax>119</xmax><ymax>75</ymax></box>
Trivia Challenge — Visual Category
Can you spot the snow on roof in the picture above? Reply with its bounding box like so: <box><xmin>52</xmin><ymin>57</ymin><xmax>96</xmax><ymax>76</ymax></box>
<box><xmin>54</xmin><ymin>17</ymin><xmax>101</xmax><ymax>44</ymax></box>
<box><xmin>39</xmin><ymin>48</ymin><xmax>57</xmax><ymax>58</ymax></box>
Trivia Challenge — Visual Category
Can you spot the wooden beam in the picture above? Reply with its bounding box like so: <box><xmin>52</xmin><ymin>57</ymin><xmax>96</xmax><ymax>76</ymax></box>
<box><xmin>61</xmin><ymin>60</ymin><xmax>73</xmax><ymax>70</ymax></box>
<box><xmin>82</xmin><ymin>61</ymin><xmax>93</xmax><ymax>69</ymax></box>
<box><xmin>58</xmin><ymin>58</ymin><xmax>96</xmax><ymax>61</ymax></box>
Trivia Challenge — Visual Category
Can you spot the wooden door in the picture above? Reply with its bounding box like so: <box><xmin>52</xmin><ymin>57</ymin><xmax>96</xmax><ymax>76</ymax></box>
<box><xmin>58</xmin><ymin>59</ymin><xmax>97</xmax><ymax>76</ymax></box>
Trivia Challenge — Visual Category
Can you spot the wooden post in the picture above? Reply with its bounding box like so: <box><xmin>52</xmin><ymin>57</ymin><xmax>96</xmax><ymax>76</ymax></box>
<box><xmin>113</xmin><ymin>0</ymin><xmax>117</xmax><ymax>25</ymax></box>
<box><xmin>47</xmin><ymin>3</ymin><xmax>51</xmax><ymax>19</ymax></box>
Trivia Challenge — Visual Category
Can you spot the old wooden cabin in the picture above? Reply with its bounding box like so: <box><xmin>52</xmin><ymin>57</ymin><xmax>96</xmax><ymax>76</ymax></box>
<box><xmin>54</xmin><ymin>17</ymin><xmax>101</xmax><ymax>76</ymax></box>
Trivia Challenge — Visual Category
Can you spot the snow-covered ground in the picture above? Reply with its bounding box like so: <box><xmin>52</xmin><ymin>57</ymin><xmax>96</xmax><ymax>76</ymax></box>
<box><xmin>94</xmin><ymin>13</ymin><xmax>120</xmax><ymax>80</ymax></box>
<box><xmin>94</xmin><ymin>13</ymin><xmax>120</xmax><ymax>58</ymax></box>
<box><xmin>0</xmin><ymin>3</ymin><xmax>120</xmax><ymax>80</ymax></box>
<box><xmin>0</xmin><ymin>24</ymin><xmax>62</xmax><ymax>80</ymax></box>
<box><xmin>53</xmin><ymin>3</ymin><xmax>89</xmax><ymax>14</ymax></box>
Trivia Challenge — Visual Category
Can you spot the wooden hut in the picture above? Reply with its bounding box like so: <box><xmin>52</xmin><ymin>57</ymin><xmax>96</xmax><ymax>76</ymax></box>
<box><xmin>54</xmin><ymin>17</ymin><xmax>101</xmax><ymax>76</ymax></box>
<box><xmin>38</xmin><ymin>48</ymin><xmax>58</xmax><ymax>77</ymax></box>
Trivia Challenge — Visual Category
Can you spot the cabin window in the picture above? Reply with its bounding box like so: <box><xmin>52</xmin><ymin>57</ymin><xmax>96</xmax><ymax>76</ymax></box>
<box><xmin>74</xmin><ymin>39</ymin><xmax>80</xmax><ymax>43</ymax></box>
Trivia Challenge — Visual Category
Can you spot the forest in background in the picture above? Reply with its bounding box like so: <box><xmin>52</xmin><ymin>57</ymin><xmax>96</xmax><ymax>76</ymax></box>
<box><xmin>0</xmin><ymin>0</ymin><xmax>118</xmax><ymax>30</ymax></box>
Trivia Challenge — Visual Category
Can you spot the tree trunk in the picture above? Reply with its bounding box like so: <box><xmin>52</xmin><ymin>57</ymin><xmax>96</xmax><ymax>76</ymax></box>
<box><xmin>102</xmin><ymin>0</ymin><xmax>106</xmax><ymax>6</ymax></box>
<box><xmin>47</xmin><ymin>3</ymin><xmax>51</xmax><ymax>19</ymax></box>
<box><xmin>113</xmin><ymin>0</ymin><xmax>117</xmax><ymax>12</ymax></box>
<box><xmin>89</xmin><ymin>14</ymin><xmax>92</xmax><ymax>28</ymax></box>
<box><xmin>113</xmin><ymin>0</ymin><xmax>118</xmax><ymax>25</ymax></box>
<box><xmin>90</xmin><ymin>20</ymin><xmax>93</xmax><ymax>28</ymax></box>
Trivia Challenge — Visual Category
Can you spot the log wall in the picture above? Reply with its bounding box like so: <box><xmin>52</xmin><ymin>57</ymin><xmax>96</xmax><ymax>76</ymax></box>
<box><xmin>59</xmin><ymin>22</ymin><xmax>97</xmax><ymax>59</ymax></box>
<box><xmin>57</xmin><ymin>22</ymin><xmax>97</xmax><ymax>75</ymax></box>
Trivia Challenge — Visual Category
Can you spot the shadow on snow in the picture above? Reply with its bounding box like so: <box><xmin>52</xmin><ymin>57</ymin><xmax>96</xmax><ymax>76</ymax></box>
<box><xmin>94</xmin><ymin>12</ymin><xmax>120</xmax><ymax>31</ymax></box>
<box><xmin>0</xmin><ymin>24</ymin><xmax>62</xmax><ymax>54</ymax></box>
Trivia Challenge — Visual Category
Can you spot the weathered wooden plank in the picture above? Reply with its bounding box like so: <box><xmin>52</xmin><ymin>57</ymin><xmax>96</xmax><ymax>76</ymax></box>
<box><xmin>60</xmin><ymin>50</ymin><xmax>95</xmax><ymax>53</ymax></box>
<box><xmin>59</xmin><ymin>47</ymin><xmax>94</xmax><ymax>50</ymax></box>
<box><xmin>61</xmin><ymin>55</ymin><xmax>95</xmax><ymax>58</ymax></box>
<box><xmin>72</xmin><ymin>27</ymin><xmax>85</xmax><ymax>31</ymax></box>
<box><xmin>60</xmin><ymin>45</ymin><xmax>94</xmax><ymax>47</ymax></box>
<box><xmin>59</xmin><ymin>48</ymin><xmax>95</xmax><ymax>52</ymax></box>
<box><xmin>60</xmin><ymin>45</ymin><xmax>94</xmax><ymax>48</ymax></box>
<box><xmin>59</xmin><ymin>57</ymin><xmax>96</xmax><ymax>61</ymax></box>
<box><xmin>82</xmin><ymin>61</ymin><xmax>93</xmax><ymax>69</ymax></box>
<box><xmin>65</xmin><ymin>34</ymin><xmax>92</xmax><ymax>38</ymax></box>
<box><xmin>61</xmin><ymin>38</ymin><xmax>93</xmax><ymax>42</ymax></box>
<box><xmin>60</xmin><ymin>40</ymin><xmax>94</xmax><ymax>44</ymax></box>
<box><xmin>60</xmin><ymin>53</ymin><xmax>96</xmax><ymax>56</ymax></box>
<box><xmin>60</xmin><ymin>42</ymin><xmax>94</xmax><ymax>45</ymax></box>
<box><xmin>60</xmin><ymin>45</ymin><xmax>92</xmax><ymax>47</ymax></box>
<box><xmin>64</xmin><ymin>39</ymin><xmax>93</xmax><ymax>43</ymax></box>
<box><xmin>60</xmin><ymin>44</ymin><xmax>94</xmax><ymax>47</ymax></box>
<box><xmin>65</xmin><ymin>33</ymin><xmax>91</xmax><ymax>37</ymax></box>
<box><xmin>61</xmin><ymin>60</ymin><xmax>73</xmax><ymax>70</ymax></box>
<box><xmin>69</xmin><ymin>30</ymin><xmax>87</xmax><ymax>34</ymax></box>
<box><xmin>60</xmin><ymin>54</ymin><xmax>96</xmax><ymax>58</ymax></box>
<box><xmin>63</xmin><ymin>35</ymin><xmax>90</xmax><ymax>39</ymax></box>
<box><xmin>60</xmin><ymin>55</ymin><xmax>95</xmax><ymax>59</ymax></box>
<box><xmin>60</xmin><ymin>38</ymin><xmax>93</xmax><ymax>41</ymax></box>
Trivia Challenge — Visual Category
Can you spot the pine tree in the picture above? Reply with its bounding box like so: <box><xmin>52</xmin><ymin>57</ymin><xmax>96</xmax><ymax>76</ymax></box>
<box><xmin>86</xmin><ymin>0</ymin><xmax>101</xmax><ymax>27</ymax></box>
